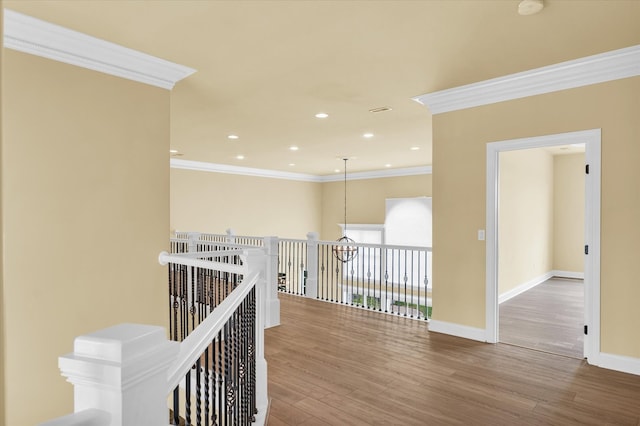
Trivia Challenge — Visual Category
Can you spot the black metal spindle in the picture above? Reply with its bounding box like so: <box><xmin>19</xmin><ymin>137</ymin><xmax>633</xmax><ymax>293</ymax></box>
<box><xmin>181</xmin><ymin>266</ymin><xmax>188</xmax><ymax>340</ymax></box>
<box><xmin>185</xmin><ymin>368</ymin><xmax>192</xmax><ymax>425</ymax></box>
<box><xmin>249</xmin><ymin>287</ymin><xmax>257</xmax><ymax>421</ymax></box>
<box><xmin>204</xmin><ymin>347</ymin><xmax>210</xmax><ymax>426</ymax></box>
<box><xmin>375</xmin><ymin>247</ymin><xmax>381</xmax><ymax>312</ymax></box>
<box><xmin>295</xmin><ymin>241</ymin><xmax>300</xmax><ymax>295</ymax></box>
<box><xmin>410</xmin><ymin>250</ymin><xmax>415</xmax><ymax>318</ymax></box>
<box><xmin>173</xmin><ymin>388</ymin><xmax>180</xmax><ymax>425</ymax></box>
<box><xmin>398</xmin><ymin>250</ymin><xmax>409</xmax><ymax>317</ymax></box>
<box><xmin>169</xmin><ymin>264</ymin><xmax>175</xmax><ymax>341</ymax></box>
<box><xmin>388</xmin><ymin>249</ymin><xmax>393</xmax><ymax>315</ymax></box>
<box><xmin>334</xmin><ymin>251</ymin><xmax>340</xmax><ymax>303</ymax></box>
<box><xmin>219</xmin><ymin>328</ymin><xmax>225</xmax><ymax>426</ymax></box>
<box><xmin>233</xmin><ymin>308</ymin><xmax>241</xmax><ymax>423</ymax></box>
<box><xmin>190</xmin><ymin>268</ymin><xmax>196</xmax><ymax>334</ymax></box>
<box><xmin>196</xmin><ymin>357</ymin><xmax>202</xmax><ymax>426</ymax></box>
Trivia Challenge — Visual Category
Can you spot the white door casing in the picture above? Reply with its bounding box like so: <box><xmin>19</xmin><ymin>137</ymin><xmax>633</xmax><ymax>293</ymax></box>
<box><xmin>485</xmin><ymin>129</ymin><xmax>601</xmax><ymax>362</ymax></box>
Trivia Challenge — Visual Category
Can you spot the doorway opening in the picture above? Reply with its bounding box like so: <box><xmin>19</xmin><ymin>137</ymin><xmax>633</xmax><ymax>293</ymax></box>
<box><xmin>486</xmin><ymin>129</ymin><xmax>601</xmax><ymax>362</ymax></box>
<box><xmin>497</xmin><ymin>146</ymin><xmax>584</xmax><ymax>358</ymax></box>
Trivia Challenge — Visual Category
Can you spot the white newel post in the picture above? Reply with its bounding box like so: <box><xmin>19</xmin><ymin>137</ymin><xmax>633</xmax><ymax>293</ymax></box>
<box><xmin>244</xmin><ymin>249</ymin><xmax>269</xmax><ymax>425</ymax></box>
<box><xmin>56</xmin><ymin>324</ymin><xmax>179</xmax><ymax>426</ymax></box>
<box><xmin>226</xmin><ymin>228</ymin><xmax>236</xmax><ymax>244</ymax></box>
<box><xmin>306</xmin><ymin>232</ymin><xmax>319</xmax><ymax>299</ymax></box>
<box><xmin>263</xmin><ymin>236</ymin><xmax>281</xmax><ymax>328</ymax></box>
<box><xmin>187</xmin><ymin>232</ymin><xmax>200</xmax><ymax>253</ymax></box>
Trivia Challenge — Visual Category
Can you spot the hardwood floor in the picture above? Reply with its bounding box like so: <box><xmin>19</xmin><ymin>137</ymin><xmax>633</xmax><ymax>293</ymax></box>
<box><xmin>265</xmin><ymin>294</ymin><xmax>640</xmax><ymax>425</ymax></box>
<box><xmin>500</xmin><ymin>278</ymin><xmax>584</xmax><ymax>358</ymax></box>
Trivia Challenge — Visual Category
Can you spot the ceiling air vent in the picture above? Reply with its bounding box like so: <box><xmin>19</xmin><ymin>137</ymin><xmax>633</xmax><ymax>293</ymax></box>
<box><xmin>369</xmin><ymin>106</ymin><xmax>392</xmax><ymax>113</ymax></box>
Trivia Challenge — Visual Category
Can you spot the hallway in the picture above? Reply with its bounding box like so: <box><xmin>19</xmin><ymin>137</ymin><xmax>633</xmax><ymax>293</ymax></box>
<box><xmin>265</xmin><ymin>293</ymin><xmax>639</xmax><ymax>425</ymax></box>
<box><xmin>500</xmin><ymin>278</ymin><xmax>584</xmax><ymax>358</ymax></box>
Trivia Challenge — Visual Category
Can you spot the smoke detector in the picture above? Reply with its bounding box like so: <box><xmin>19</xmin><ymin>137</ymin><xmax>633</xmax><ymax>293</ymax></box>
<box><xmin>518</xmin><ymin>0</ymin><xmax>544</xmax><ymax>16</ymax></box>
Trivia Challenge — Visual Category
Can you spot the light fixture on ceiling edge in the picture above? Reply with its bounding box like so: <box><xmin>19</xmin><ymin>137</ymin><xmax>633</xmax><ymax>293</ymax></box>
<box><xmin>333</xmin><ymin>158</ymin><xmax>358</xmax><ymax>263</ymax></box>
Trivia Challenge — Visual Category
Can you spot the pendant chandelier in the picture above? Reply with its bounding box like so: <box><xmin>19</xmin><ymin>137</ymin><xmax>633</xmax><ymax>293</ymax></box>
<box><xmin>333</xmin><ymin>158</ymin><xmax>358</xmax><ymax>263</ymax></box>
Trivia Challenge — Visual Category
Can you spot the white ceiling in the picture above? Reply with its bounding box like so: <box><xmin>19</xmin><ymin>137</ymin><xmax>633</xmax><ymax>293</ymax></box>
<box><xmin>5</xmin><ymin>0</ymin><xmax>640</xmax><ymax>175</ymax></box>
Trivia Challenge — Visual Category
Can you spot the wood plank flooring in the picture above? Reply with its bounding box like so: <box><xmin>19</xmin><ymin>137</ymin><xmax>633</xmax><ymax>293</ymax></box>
<box><xmin>500</xmin><ymin>278</ymin><xmax>584</xmax><ymax>358</ymax></box>
<box><xmin>265</xmin><ymin>294</ymin><xmax>640</xmax><ymax>425</ymax></box>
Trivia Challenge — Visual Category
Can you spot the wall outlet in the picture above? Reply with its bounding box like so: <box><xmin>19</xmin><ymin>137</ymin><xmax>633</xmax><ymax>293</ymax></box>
<box><xmin>478</xmin><ymin>229</ymin><xmax>485</xmax><ymax>241</ymax></box>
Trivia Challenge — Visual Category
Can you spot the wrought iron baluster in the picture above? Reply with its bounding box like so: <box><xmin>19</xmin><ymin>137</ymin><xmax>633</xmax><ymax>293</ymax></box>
<box><xmin>170</xmin><ymin>264</ymin><xmax>178</xmax><ymax>341</ymax></box>
<box><xmin>185</xmin><ymin>365</ymin><xmax>192</xmax><ymax>426</ymax></box>
<box><xmin>233</xmin><ymin>308</ymin><xmax>240</xmax><ymax>423</ymax></box>
<box><xmin>390</xmin><ymin>249</ymin><xmax>400</xmax><ymax>314</ymax></box>
<box><xmin>172</xmin><ymin>387</ymin><xmax>180</xmax><ymax>425</ymax></box>
<box><xmin>182</xmin><ymin>265</ymin><xmax>188</xmax><ymax>340</ymax></box>
<box><xmin>250</xmin><ymin>287</ymin><xmax>257</xmax><ymax>421</ymax></box>
<box><xmin>217</xmin><ymin>328</ymin><xmax>224</xmax><ymax>426</ymax></box>
<box><xmin>334</xmin><ymin>256</ymin><xmax>340</xmax><ymax>304</ymax></box>
<box><xmin>204</xmin><ymin>347</ymin><xmax>210</xmax><ymax>426</ymax></box>
<box><xmin>410</xmin><ymin>250</ymin><xmax>415</xmax><ymax>318</ymax></box>
<box><xmin>239</xmin><ymin>297</ymin><xmax>246</xmax><ymax>424</ymax></box>
<box><xmin>398</xmin><ymin>250</ymin><xmax>409</xmax><ymax>317</ymax></box>
<box><xmin>190</xmin><ymin>267</ymin><xmax>197</xmax><ymax>332</ymax></box>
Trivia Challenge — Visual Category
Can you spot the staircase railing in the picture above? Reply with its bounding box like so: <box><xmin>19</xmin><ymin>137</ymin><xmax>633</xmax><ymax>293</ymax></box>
<box><xmin>163</xmin><ymin>249</ymin><xmax>267</xmax><ymax>426</ymax></box>
<box><xmin>41</xmin><ymin>247</ymin><xmax>268</xmax><ymax>426</ymax></box>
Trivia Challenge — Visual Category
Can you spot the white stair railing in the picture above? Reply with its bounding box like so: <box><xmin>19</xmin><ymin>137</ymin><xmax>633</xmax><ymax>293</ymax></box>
<box><xmin>41</xmin><ymin>248</ymin><xmax>268</xmax><ymax>426</ymax></box>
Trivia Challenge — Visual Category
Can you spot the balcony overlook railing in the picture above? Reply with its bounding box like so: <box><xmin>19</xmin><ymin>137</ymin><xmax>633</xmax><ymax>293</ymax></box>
<box><xmin>172</xmin><ymin>230</ymin><xmax>432</xmax><ymax>321</ymax></box>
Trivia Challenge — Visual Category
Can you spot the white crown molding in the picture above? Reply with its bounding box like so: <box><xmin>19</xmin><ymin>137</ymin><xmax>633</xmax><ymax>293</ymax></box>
<box><xmin>170</xmin><ymin>159</ymin><xmax>432</xmax><ymax>182</ymax></box>
<box><xmin>320</xmin><ymin>166</ymin><xmax>432</xmax><ymax>182</ymax></box>
<box><xmin>413</xmin><ymin>44</ymin><xmax>640</xmax><ymax>114</ymax></box>
<box><xmin>3</xmin><ymin>9</ymin><xmax>196</xmax><ymax>90</ymax></box>
<box><xmin>171</xmin><ymin>159</ymin><xmax>321</xmax><ymax>182</ymax></box>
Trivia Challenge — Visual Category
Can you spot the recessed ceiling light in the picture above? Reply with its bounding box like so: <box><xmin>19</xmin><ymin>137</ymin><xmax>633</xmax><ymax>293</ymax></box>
<box><xmin>169</xmin><ymin>149</ymin><xmax>178</xmax><ymax>154</ymax></box>
<box><xmin>410</xmin><ymin>146</ymin><xmax>420</xmax><ymax>151</ymax></box>
<box><xmin>334</xmin><ymin>169</ymin><xmax>341</xmax><ymax>173</ymax></box>
<box><xmin>363</xmin><ymin>133</ymin><xmax>374</xmax><ymax>139</ymax></box>
<box><xmin>385</xmin><ymin>164</ymin><xmax>392</xmax><ymax>168</ymax></box>
<box><xmin>315</xmin><ymin>112</ymin><xmax>329</xmax><ymax>119</ymax></box>
<box><xmin>228</xmin><ymin>134</ymin><xmax>239</xmax><ymax>140</ymax></box>
<box><xmin>289</xmin><ymin>145</ymin><xmax>299</xmax><ymax>151</ymax></box>
<box><xmin>289</xmin><ymin>163</ymin><xmax>295</xmax><ymax>167</ymax></box>
<box><xmin>236</xmin><ymin>154</ymin><xmax>245</xmax><ymax>160</ymax></box>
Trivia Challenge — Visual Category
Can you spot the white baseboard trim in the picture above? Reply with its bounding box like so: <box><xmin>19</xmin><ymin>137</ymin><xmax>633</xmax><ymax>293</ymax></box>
<box><xmin>551</xmin><ymin>270</ymin><xmax>585</xmax><ymax>280</ymax></box>
<box><xmin>498</xmin><ymin>271</ymin><xmax>554</xmax><ymax>304</ymax></box>
<box><xmin>593</xmin><ymin>352</ymin><xmax>640</xmax><ymax>376</ymax></box>
<box><xmin>428</xmin><ymin>320</ymin><xmax>487</xmax><ymax>342</ymax></box>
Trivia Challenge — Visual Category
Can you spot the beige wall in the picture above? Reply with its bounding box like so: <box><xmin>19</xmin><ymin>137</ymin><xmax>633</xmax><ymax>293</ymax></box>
<box><xmin>170</xmin><ymin>171</ymin><xmax>431</xmax><ymax>241</ymax></box>
<box><xmin>320</xmin><ymin>174</ymin><xmax>432</xmax><ymax>240</ymax></box>
<box><xmin>554</xmin><ymin>153</ymin><xmax>585</xmax><ymax>273</ymax></box>
<box><xmin>498</xmin><ymin>149</ymin><xmax>554</xmax><ymax>294</ymax></box>
<box><xmin>170</xmin><ymin>168</ymin><xmax>322</xmax><ymax>239</ymax></box>
<box><xmin>2</xmin><ymin>50</ymin><xmax>170</xmax><ymax>425</ymax></box>
<box><xmin>0</xmin><ymin>5</ymin><xmax>5</xmax><ymax>423</ymax></box>
<box><xmin>432</xmin><ymin>76</ymin><xmax>640</xmax><ymax>358</ymax></box>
